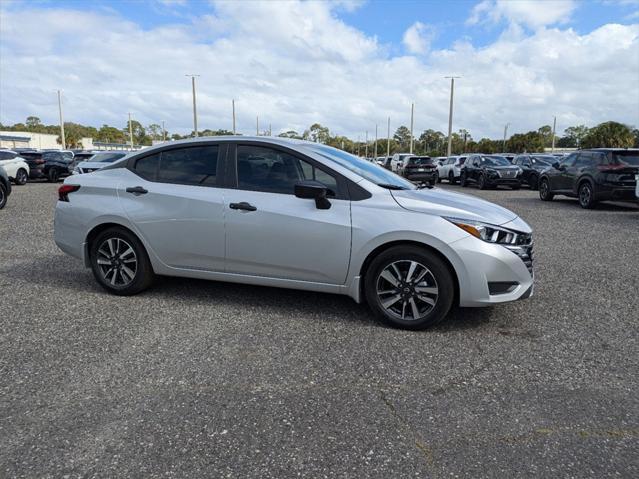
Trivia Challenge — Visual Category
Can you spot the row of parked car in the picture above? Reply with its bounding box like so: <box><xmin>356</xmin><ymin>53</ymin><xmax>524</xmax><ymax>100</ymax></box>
<box><xmin>0</xmin><ymin>148</ymin><xmax>129</xmax><ymax>209</ymax></box>
<box><xmin>368</xmin><ymin>149</ymin><xmax>639</xmax><ymax>209</ymax></box>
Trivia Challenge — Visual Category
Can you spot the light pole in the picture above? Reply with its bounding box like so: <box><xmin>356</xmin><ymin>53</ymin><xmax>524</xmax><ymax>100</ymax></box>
<box><xmin>186</xmin><ymin>74</ymin><xmax>200</xmax><ymax>137</ymax></box>
<box><xmin>374</xmin><ymin>124</ymin><xmax>378</xmax><ymax>159</ymax></box>
<box><xmin>256</xmin><ymin>115</ymin><xmax>259</xmax><ymax>136</ymax></box>
<box><xmin>445</xmin><ymin>76</ymin><xmax>460</xmax><ymax>157</ymax></box>
<box><xmin>386</xmin><ymin>116</ymin><xmax>391</xmax><ymax>159</ymax></box>
<box><xmin>162</xmin><ymin>120</ymin><xmax>166</xmax><ymax>141</ymax></box>
<box><xmin>57</xmin><ymin>90</ymin><xmax>66</xmax><ymax>149</ymax></box>
<box><xmin>409</xmin><ymin>102</ymin><xmax>414</xmax><ymax>154</ymax></box>
<box><xmin>128</xmin><ymin>112</ymin><xmax>134</xmax><ymax>149</ymax></box>
<box><xmin>232</xmin><ymin>99</ymin><xmax>236</xmax><ymax>135</ymax></box>
<box><xmin>551</xmin><ymin>116</ymin><xmax>556</xmax><ymax>152</ymax></box>
<box><xmin>365</xmin><ymin>131</ymin><xmax>368</xmax><ymax>158</ymax></box>
<box><xmin>503</xmin><ymin>123</ymin><xmax>509</xmax><ymax>152</ymax></box>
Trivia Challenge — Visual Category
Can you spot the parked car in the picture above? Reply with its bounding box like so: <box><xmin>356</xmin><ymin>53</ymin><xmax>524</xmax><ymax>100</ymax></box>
<box><xmin>375</xmin><ymin>156</ymin><xmax>386</xmax><ymax>167</ymax></box>
<box><xmin>21</xmin><ymin>151</ymin><xmax>74</xmax><ymax>181</ymax></box>
<box><xmin>389</xmin><ymin>153</ymin><xmax>413</xmax><ymax>173</ymax></box>
<box><xmin>538</xmin><ymin>149</ymin><xmax>639</xmax><ymax>208</ymax></box>
<box><xmin>0</xmin><ymin>150</ymin><xmax>30</xmax><ymax>185</ymax></box>
<box><xmin>501</xmin><ymin>153</ymin><xmax>516</xmax><ymax>163</ymax></box>
<box><xmin>72</xmin><ymin>151</ymin><xmax>129</xmax><ymax>174</ymax></box>
<box><xmin>0</xmin><ymin>165</ymin><xmax>11</xmax><ymax>209</ymax></box>
<box><xmin>461</xmin><ymin>155</ymin><xmax>522</xmax><ymax>189</ymax></box>
<box><xmin>400</xmin><ymin>156</ymin><xmax>438</xmax><ymax>184</ymax></box>
<box><xmin>54</xmin><ymin>137</ymin><xmax>534</xmax><ymax>330</ymax></box>
<box><xmin>437</xmin><ymin>155</ymin><xmax>467</xmax><ymax>184</ymax></box>
<box><xmin>512</xmin><ymin>154</ymin><xmax>556</xmax><ymax>189</ymax></box>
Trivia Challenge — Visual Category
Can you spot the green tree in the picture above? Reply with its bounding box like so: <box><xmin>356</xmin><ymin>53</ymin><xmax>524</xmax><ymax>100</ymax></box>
<box><xmin>278</xmin><ymin>130</ymin><xmax>302</xmax><ymax>139</ymax></box>
<box><xmin>96</xmin><ymin>124</ymin><xmax>126</xmax><ymax>144</ymax></box>
<box><xmin>562</xmin><ymin>125</ymin><xmax>589</xmax><ymax>148</ymax></box>
<box><xmin>393</xmin><ymin>126</ymin><xmax>411</xmax><ymax>150</ymax></box>
<box><xmin>124</xmin><ymin>120</ymin><xmax>148</xmax><ymax>145</ymax></box>
<box><xmin>581</xmin><ymin>121</ymin><xmax>635</xmax><ymax>148</ymax></box>
<box><xmin>506</xmin><ymin>131</ymin><xmax>544</xmax><ymax>153</ymax></box>
<box><xmin>303</xmin><ymin>123</ymin><xmax>330</xmax><ymax>143</ymax></box>
<box><xmin>418</xmin><ymin>129</ymin><xmax>446</xmax><ymax>155</ymax></box>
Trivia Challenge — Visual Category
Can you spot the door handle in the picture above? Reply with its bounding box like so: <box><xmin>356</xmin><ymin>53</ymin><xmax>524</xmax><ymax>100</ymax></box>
<box><xmin>229</xmin><ymin>202</ymin><xmax>257</xmax><ymax>212</ymax></box>
<box><xmin>126</xmin><ymin>186</ymin><xmax>148</xmax><ymax>195</ymax></box>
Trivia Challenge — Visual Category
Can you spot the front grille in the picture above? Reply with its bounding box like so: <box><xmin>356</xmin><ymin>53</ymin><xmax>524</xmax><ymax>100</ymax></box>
<box><xmin>506</xmin><ymin>233</ymin><xmax>533</xmax><ymax>276</ymax></box>
<box><xmin>498</xmin><ymin>170</ymin><xmax>517</xmax><ymax>178</ymax></box>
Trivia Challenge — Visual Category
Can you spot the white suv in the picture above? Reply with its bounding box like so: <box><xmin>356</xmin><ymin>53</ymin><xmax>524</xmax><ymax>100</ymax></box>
<box><xmin>437</xmin><ymin>156</ymin><xmax>467</xmax><ymax>184</ymax></box>
<box><xmin>54</xmin><ymin>137</ymin><xmax>534</xmax><ymax>330</ymax></box>
<box><xmin>390</xmin><ymin>153</ymin><xmax>413</xmax><ymax>173</ymax></box>
<box><xmin>0</xmin><ymin>150</ymin><xmax>30</xmax><ymax>185</ymax></box>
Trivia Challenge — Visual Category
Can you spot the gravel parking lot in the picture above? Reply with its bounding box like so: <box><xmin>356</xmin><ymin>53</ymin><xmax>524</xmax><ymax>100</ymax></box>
<box><xmin>1</xmin><ymin>182</ymin><xmax>638</xmax><ymax>478</ymax></box>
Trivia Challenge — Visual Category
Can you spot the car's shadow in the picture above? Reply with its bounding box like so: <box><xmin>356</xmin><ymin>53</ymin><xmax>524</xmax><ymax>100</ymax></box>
<box><xmin>3</xmin><ymin>254</ymin><xmax>494</xmax><ymax>332</ymax></box>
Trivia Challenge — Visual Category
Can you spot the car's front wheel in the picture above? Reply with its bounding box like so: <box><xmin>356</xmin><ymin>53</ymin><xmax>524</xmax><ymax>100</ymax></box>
<box><xmin>539</xmin><ymin>178</ymin><xmax>554</xmax><ymax>201</ymax></box>
<box><xmin>364</xmin><ymin>246</ymin><xmax>454</xmax><ymax>330</ymax></box>
<box><xmin>90</xmin><ymin>227</ymin><xmax>155</xmax><ymax>295</ymax></box>
<box><xmin>459</xmin><ymin>172</ymin><xmax>467</xmax><ymax>187</ymax></box>
<box><xmin>448</xmin><ymin>171</ymin><xmax>456</xmax><ymax>185</ymax></box>
<box><xmin>15</xmin><ymin>169</ymin><xmax>28</xmax><ymax>185</ymax></box>
<box><xmin>0</xmin><ymin>183</ymin><xmax>7</xmax><ymax>209</ymax></box>
<box><xmin>478</xmin><ymin>173</ymin><xmax>487</xmax><ymax>190</ymax></box>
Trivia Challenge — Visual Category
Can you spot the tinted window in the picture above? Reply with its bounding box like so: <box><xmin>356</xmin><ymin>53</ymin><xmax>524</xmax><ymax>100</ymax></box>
<box><xmin>237</xmin><ymin>145</ymin><xmax>338</xmax><ymax>196</ymax></box>
<box><xmin>575</xmin><ymin>153</ymin><xmax>593</xmax><ymax>167</ymax></box>
<box><xmin>481</xmin><ymin>156</ymin><xmax>510</xmax><ymax>166</ymax></box>
<box><xmin>561</xmin><ymin>153</ymin><xmax>577</xmax><ymax>167</ymax></box>
<box><xmin>611</xmin><ymin>151</ymin><xmax>639</xmax><ymax>166</ymax></box>
<box><xmin>91</xmin><ymin>152</ymin><xmax>128</xmax><ymax>163</ymax></box>
<box><xmin>158</xmin><ymin>146</ymin><xmax>218</xmax><ymax>186</ymax></box>
<box><xmin>407</xmin><ymin>157</ymin><xmax>433</xmax><ymax>165</ymax></box>
<box><xmin>0</xmin><ymin>151</ymin><xmax>16</xmax><ymax>160</ymax></box>
<box><xmin>134</xmin><ymin>153</ymin><xmax>160</xmax><ymax>180</ymax></box>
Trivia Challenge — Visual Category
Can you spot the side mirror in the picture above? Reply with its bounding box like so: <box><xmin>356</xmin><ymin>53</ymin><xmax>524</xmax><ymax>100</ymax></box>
<box><xmin>294</xmin><ymin>180</ymin><xmax>331</xmax><ymax>210</ymax></box>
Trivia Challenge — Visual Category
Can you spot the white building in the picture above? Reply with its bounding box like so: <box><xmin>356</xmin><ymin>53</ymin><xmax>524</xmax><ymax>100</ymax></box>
<box><xmin>0</xmin><ymin>131</ymin><xmax>62</xmax><ymax>149</ymax></box>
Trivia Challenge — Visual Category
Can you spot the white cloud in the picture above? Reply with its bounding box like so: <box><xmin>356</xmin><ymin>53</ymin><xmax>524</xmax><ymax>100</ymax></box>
<box><xmin>402</xmin><ymin>22</ymin><xmax>434</xmax><ymax>55</ymax></box>
<box><xmin>468</xmin><ymin>0</ymin><xmax>577</xmax><ymax>30</ymax></box>
<box><xmin>0</xmin><ymin>1</ymin><xmax>637</xmax><ymax>140</ymax></box>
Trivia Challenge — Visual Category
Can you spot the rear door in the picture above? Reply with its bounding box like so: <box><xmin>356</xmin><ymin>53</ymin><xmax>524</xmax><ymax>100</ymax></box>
<box><xmin>223</xmin><ymin>143</ymin><xmax>351</xmax><ymax>284</ymax></box>
<box><xmin>118</xmin><ymin>144</ymin><xmax>226</xmax><ymax>271</ymax></box>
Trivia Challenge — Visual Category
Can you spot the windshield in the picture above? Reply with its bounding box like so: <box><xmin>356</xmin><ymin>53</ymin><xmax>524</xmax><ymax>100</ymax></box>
<box><xmin>612</xmin><ymin>152</ymin><xmax>639</xmax><ymax>166</ymax></box>
<box><xmin>90</xmin><ymin>152</ymin><xmax>127</xmax><ymax>163</ymax></box>
<box><xmin>305</xmin><ymin>144</ymin><xmax>416</xmax><ymax>190</ymax></box>
<box><xmin>481</xmin><ymin>156</ymin><xmax>511</xmax><ymax>166</ymax></box>
<box><xmin>531</xmin><ymin>156</ymin><xmax>554</xmax><ymax>166</ymax></box>
<box><xmin>408</xmin><ymin>157</ymin><xmax>433</xmax><ymax>165</ymax></box>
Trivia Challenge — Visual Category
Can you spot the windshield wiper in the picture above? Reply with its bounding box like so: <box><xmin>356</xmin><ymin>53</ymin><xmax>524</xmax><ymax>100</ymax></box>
<box><xmin>377</xmin><ymin>183</ymin><xmax>407</xmax><ymax>190</ymax></box>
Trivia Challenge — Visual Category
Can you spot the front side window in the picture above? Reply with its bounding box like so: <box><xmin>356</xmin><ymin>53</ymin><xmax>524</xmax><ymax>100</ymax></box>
<box><xmin>0</xmin><ymin>151</ymin><xmax>16</xmax><ymax>160</ymax></box>
<box><xmin>236</xmin><ymin>145</ymin><xmax>338</xmax><ymax>196</ymax></box>
<box><xmin>561</xmin><ymin>153</ymin><xmax>577</xmax><ymax>168</ymax></box>
<box><xmin>158</xmin><ymin>146</ymin><xmax>218</xmax><ymax>186</ymax></box>
<box><xmin>575</xmin><ymin>152</ymin><xmax>593</xmax><ymax>167</ymax></box>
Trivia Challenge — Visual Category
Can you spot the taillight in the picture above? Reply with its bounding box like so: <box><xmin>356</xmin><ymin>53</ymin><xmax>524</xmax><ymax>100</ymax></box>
<box><xmin>597</xmin><ymin>164</ymin><xmax>628</xmax><ymax>172</ymax></box>
<box><xmin>58</xmin><ymin>184</ymin><xmax>80</xmax><ymax>202</ymax></box>
<box><xmin>35</xmin><ymin>159</ymin><xmax>45</xmax><ymax>164</ymax></box>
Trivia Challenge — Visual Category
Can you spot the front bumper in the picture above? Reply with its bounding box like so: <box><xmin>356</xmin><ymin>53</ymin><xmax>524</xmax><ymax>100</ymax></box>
<box><xmin>449</xmin><ymin>234</ymin><xmax>534</xmax><ymax>307</ymax></box>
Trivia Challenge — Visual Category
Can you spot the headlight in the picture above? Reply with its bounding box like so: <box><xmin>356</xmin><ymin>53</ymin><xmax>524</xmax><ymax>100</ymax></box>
<box><xmin>444</xmin><ymin>217</ymin><xmax>527</xmax><ymax>245</ymax></box>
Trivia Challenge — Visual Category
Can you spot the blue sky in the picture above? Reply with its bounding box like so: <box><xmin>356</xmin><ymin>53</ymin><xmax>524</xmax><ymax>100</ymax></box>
<box><xmin>1</xmin><ymin>0</ymin><xmax>638</xmax><ymax>138</ymax></box>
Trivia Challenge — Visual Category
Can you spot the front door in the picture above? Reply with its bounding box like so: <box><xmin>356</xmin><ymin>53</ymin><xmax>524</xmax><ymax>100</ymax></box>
<box><xmin>118</xmin><ymin>144</ymin><xmax>226</xmax><ymax>272</ymax></box>
<box><xmin>224</xmin><ymin>144</ymin><xmax>352</xmax><ymax>284</ymax></box>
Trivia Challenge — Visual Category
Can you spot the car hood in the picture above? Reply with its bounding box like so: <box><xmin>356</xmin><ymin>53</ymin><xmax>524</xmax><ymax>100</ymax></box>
<box><xmin>77</xmin><ymin>161</ymin><xmax>109</xmax><ymax>169</ymax></box>
<box><xmin>391</xmin><ymin>188</ymin><xmax>519</xmax><ymax>226</ymax></box>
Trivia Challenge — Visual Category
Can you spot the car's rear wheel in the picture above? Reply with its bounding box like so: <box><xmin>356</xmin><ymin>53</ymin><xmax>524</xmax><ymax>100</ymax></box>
<box><xmin>478</xmin><ymin>174</ymin><xmax>487</xmax><ymax>190</ymax></box>
<box><xmin>0</xmin><ymin>183</ymin><xmax>7</xmax><ymax>209</ymax></box>
<box><xmin>48</xmin><ymin>168</ymin><xmax>59</xmax><ymax>182</ymax></box>
<box><xmin>539</xmin><ymin>178</ymin><xmax>554</xmax><ymax>201</ymax></box>
<box><xmin>364</xmin><ymin>246</ymin><xmax>454</xmax><ymax>330</ymax></box>
<box><xmin>528</xmin><ymin>174</ymin><xmax>539</xmax><ymax>190</ymax></box>
<box><xmin>578</xmin><ymin>182</ymin><xmax>597</xmax><ymax>209</ymax></box>
<box><xmin>15</xmin><ymin>169</ymin><xmax>28</xmax><ymax>185</ymax></box>
<box><xmin>90</xmin><ymin>227</ymin><xmax>155</xmax><ymax>295</ymax></box>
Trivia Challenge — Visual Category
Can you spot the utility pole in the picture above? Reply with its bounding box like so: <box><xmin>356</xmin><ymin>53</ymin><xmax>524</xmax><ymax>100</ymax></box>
<box><xmin>365</xmin><ymin>131</ymin><xmax>368</xmax><ymax>158</ymax></box>
<box><xmin>386</xmin><ymin>117</ymin><xmax>391</xmax><ymax>158</ymax></box>
<box><xmin>57</xmin><ymin>90</ymin><xmax>66</xmax><ymax>149</ymax></box>
<box><xmin>374</xmin><ymin>124</ymin><xmax>378</xmax><ymax>159</ymax></box>
<box><xmin>256</xmin><ymin>115</ymin><xmax>259</xmax><ymax>136</ymax></box>
<box><xmin>551</xmin><ymin>116</ymin><xmax>556</xmax><ymax>152</ymax></box>
<box><xmin>269</xmin><ymin>123</ymin><xmax>272</xmax><ymax>136</ymax></box>
<box><xmin>409</xmin><ymin>102</ymin><xmax>414</xmax><ymax>154</ymax></box>
<box><xmin>445</xmin><ymin>76</ymin><xmax>460</xmax><ymax>157</ymax></box>
<box><xmin>503</xmin><ymin>123</ymin><xmax>509</xmax><ymax>152</ymax></box>
<box><xmin>162</xmin><ymin>120</ymin><xmax>166</xmax><ymax>141</ymax></box>
<box><xmin>185</xmin><ymin>74</ymin><xmax>199</xmax><ymax>137</ymax></box>
<box><xmin>128</xmin><ymin>112</ymin><xmax>134</xmax><ymax>149</ymax></box>
<box><xmin>232</xmin><ymin>99</ymin><xmax>236</xmax><ymax>135</ymax></box>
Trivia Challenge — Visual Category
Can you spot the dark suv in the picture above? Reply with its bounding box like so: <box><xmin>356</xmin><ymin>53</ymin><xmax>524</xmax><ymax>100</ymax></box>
<box><xmin>512</xmin><ymin>154</ymin><xmax>555</xmax><ymax>190</ymax></box>
<box><xmin>20</xmin><ymin>151</ymin><xmax>74</xmax><ymax>182</ymax></box>
<box><xmin>538</xmin><ymin>149</ymin><xmax>639</xmax><ymax>208</ymax></box>
<box><xmin>401</xmin><ymin>156</ymin><xmax>438</xmax><ymax>184</ymax></box>
<box><xmin>460</xmin><ymin>154</ymin><xmax>522</xmax><ymax>189</ymax></box>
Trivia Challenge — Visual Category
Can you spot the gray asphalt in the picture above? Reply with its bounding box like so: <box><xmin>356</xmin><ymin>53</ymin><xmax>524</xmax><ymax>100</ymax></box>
<box><xmin>1</xmin><ymin>181</ymin><xmax>638</xmax><ymax>478</ymax></box>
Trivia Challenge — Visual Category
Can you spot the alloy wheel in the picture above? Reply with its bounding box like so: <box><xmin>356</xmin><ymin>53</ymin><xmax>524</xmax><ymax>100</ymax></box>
<box><xmin>17</xmin><ymin>170</ymin><xmax>27</xmax><ymax>185</ymax></box>
<box><xmin>579</xmin><ymin>184</ymin><xmax>592</xmax><ymax>207</ymax></box>
<box><xmin>376</xmin><ymin>260</ymin><xmax>439</xmax><ymax>321</ymax></box>
<box><xmin>96</xmin><ymin>237</ymin><xmax>138</xmax><ymax>287</ymax></box>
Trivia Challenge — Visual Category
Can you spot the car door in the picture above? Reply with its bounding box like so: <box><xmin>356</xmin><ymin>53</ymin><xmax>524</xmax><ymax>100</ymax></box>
<box><xmin>118</xmin><ymin>144</ymin><xmax>226</xmax><ymax>271</ymax></box>
<box><xmin>223</xmin><ymin>143</ymin><xmax>351</xmax><ymax>284</ymax></box>
<box><xmin>555</xmin><ymin>153</ymin><xmax>579</xmax><ymax>192</ymax></box>
<box><xmin>469</xmin><ymin>156</ymin><xmax>480</xmax><ymax>181</ymax></box>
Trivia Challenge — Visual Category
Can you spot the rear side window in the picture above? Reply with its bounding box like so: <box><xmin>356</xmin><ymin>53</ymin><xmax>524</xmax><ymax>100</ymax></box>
<box><xmin>134</xmin><ymin>153</ymin><xmax>160</xmax><ymax>180</ymax></box>
<box><xmin>158</xmin><ymin>146</ymin><xmax>219</xmax><ymax>186</ymax></box>
<box><xmin>575</xmin><ymin>153</ymin><xmax>593</xmax><ymax>167</ymax></box>
<box><xmin>0</xmin><ymin>151</ymin><xmax>16</xmax><ymax>160</ymax></box>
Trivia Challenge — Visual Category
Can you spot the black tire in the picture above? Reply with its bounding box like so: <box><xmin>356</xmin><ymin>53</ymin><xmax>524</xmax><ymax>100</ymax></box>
<box><xmin>539</xmin><ymin>178</ymin><xmax>554</xmax><ymax>201</ymax></box>
<box><xmin>528</xmin><ymin>174</ymin><xmax>539</xmax><ymax>190</ymax></box>
<box><xmin>478</xmin><ymin>174</ymin><xmax>487</xmax><ymax>190</ymax></box>
<box><xmin>578</xmin><ymin>182</ymin><xmax>597</xmax><ymax>209</ymax></box>
<box><xmin>448</xmin><ymin>171</ymin><xmax>456</xmax><ymax>185</ymax></box>
<box><xmin>48</xmin><ymin>168</ymin><xmax>59</xmax><ymax>182</ymax></box>
<box><xmin>364</xmin><ymin>246</ymin><xmax>454</xmax><ymax>330</ymax></box>
<box><xmin>15</xmin><ymin>168</ymin><xmax>28</xmax><ymax>185</ymax></box>
<box><xmin>0</xmin><ymin>183</ymin><xmax>7</xmax><ymax>209</ymax></box>
<box><xmin>459</xmin><ymin>172</ymin><xmax>467</xmax><ymax>187</ymax></box>
<box><xmin>90</xmin><ymin>226</ymin><xmax>155</xmax><ymax>295</ymax></box>
<box><xmin>437</xmin><ymin>173</ymin><xmax>442</xmax><ymax>183</ymax></box>
<box><xmin>433</xmin><ymin>171</ymin><xmax>439</xmax><ymax>184</ymax></box>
